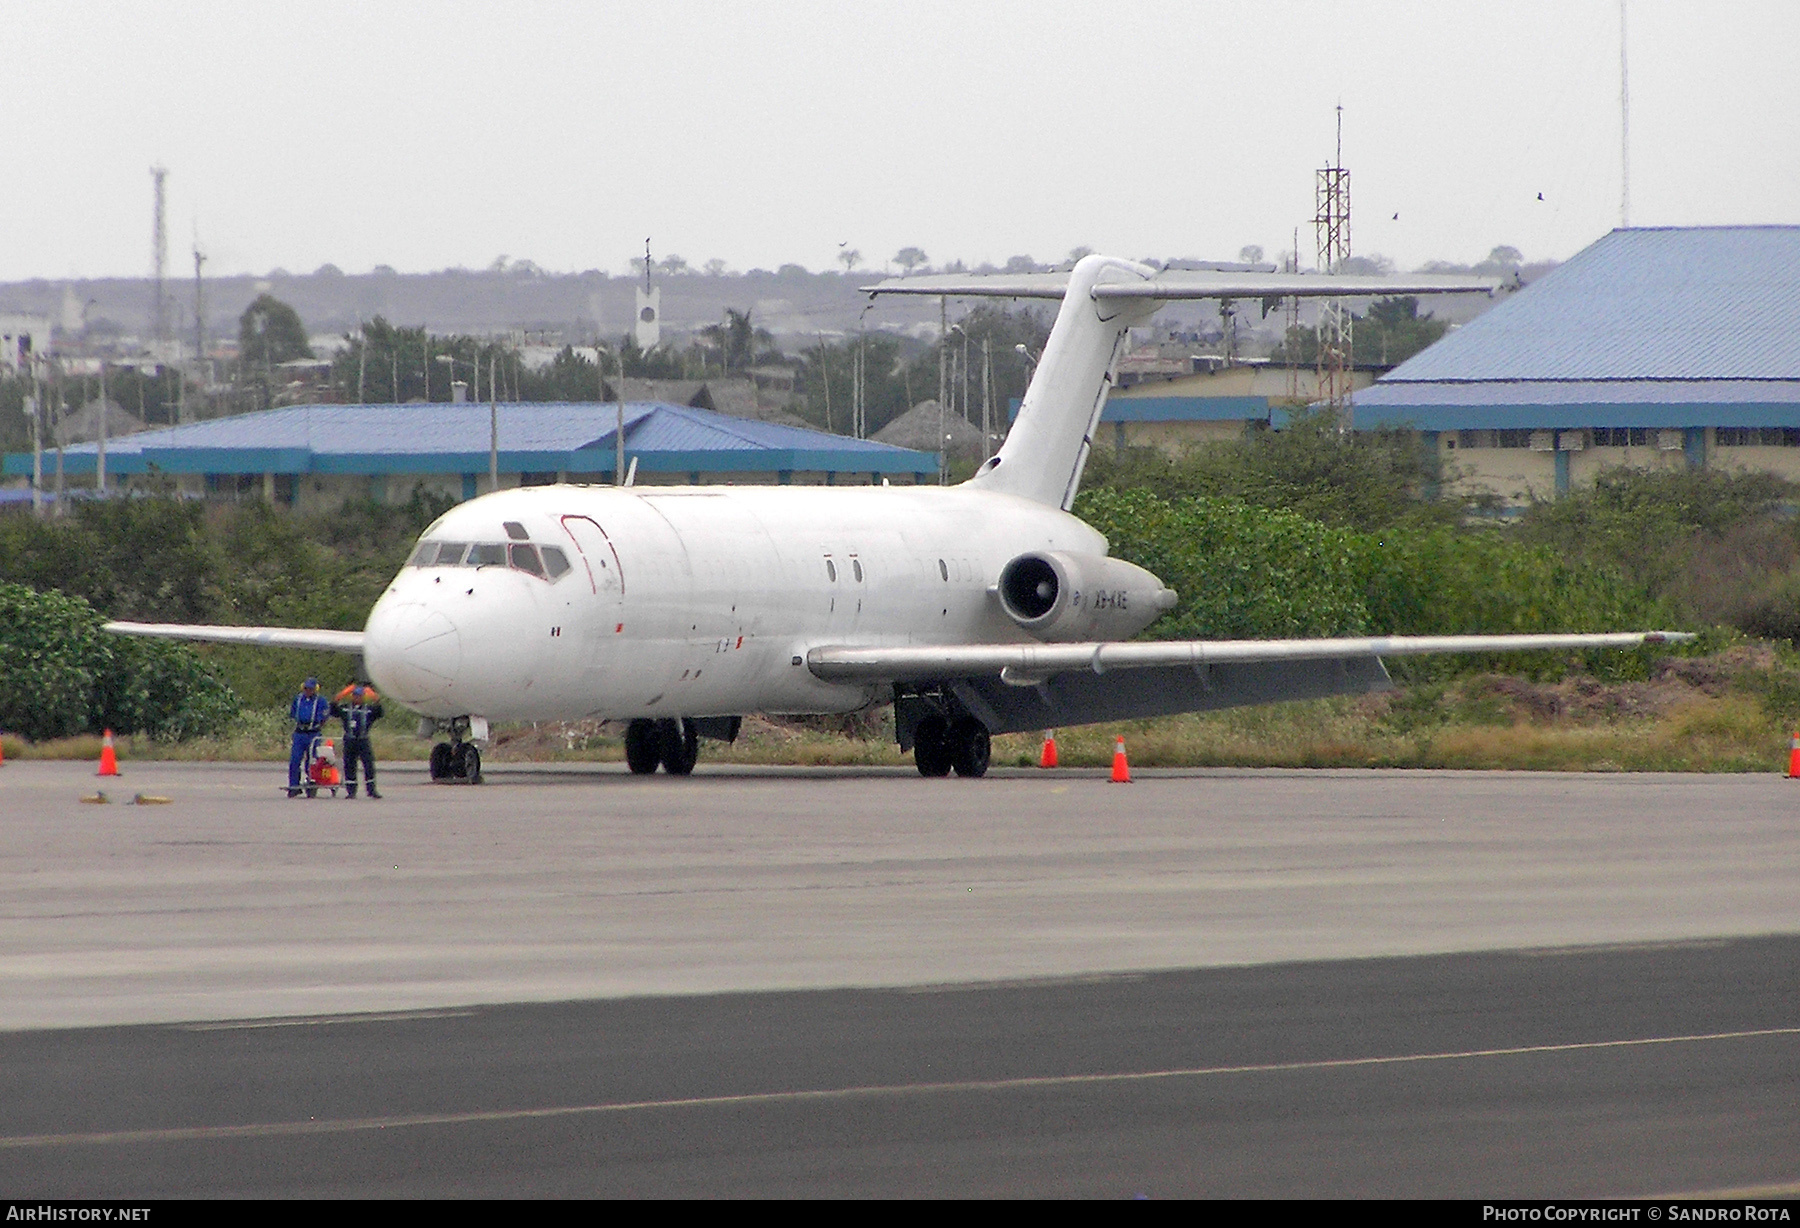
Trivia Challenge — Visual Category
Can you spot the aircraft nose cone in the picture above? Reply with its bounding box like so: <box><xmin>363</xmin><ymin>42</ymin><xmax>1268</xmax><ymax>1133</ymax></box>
<box><xmin>366</xmin><ymin>603</ymin><xmax>461</xmax><ymax>706</ymax></box>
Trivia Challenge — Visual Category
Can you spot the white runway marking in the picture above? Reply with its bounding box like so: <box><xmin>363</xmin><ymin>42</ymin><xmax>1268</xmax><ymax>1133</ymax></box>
<box><xmin>6</xmin><ymin>1025</ymin><xmax>1795</xmax><ymax>1150</ymax></box>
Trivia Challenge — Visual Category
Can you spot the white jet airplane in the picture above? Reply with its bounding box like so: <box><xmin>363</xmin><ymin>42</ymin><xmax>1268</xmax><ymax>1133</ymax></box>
<box><xmin>108</xmin><ymin>256</ymin><xmax>1689</xmax><ymax>780</ymax></box>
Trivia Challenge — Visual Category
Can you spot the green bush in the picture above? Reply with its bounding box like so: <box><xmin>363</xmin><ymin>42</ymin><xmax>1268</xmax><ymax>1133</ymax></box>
<box><xmin>1076</xmin><ymin>488</ymin><xmax>1369</xmax><ymax>639</ymax></box>
<box><xmin>0</xmin><ymin>582</ymin><xmax>239</xmax><ymax>742</ymax></box>
<box><xmin>1075</xmin><ymin>489</ymin><xmax>1669</xmax><ymax>680</ymax></box>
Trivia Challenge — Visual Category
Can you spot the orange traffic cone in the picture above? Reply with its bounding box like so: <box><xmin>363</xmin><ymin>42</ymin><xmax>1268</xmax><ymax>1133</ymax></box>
<box><xmin>97</xmin><ymin>729</ymin><xmax>119</xmax><ymax>777</ymax></box>
<box><xmin>1787</xmin><ymin>732</ymin><xmax>1800</xmax><ymax>779</ymax></box>
<box><xmin>1039</xmin><ymin>730</ymin><xmax>1058</xmax><ymax>769</ymax></box>
<box><xmin>1110</xmin><ymin>735</ymin><xmax>1131</xmax><ymax>783</ymax></box>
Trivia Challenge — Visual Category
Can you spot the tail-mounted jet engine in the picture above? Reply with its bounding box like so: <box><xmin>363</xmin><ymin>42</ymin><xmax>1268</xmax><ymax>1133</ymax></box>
<box><xmin>995</xmin><ymin>551</ymin><xmax>1178</xmax><ymax>642</ymax></box>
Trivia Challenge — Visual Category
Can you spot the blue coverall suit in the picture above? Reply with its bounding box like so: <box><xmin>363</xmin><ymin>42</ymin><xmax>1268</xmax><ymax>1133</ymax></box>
<box><xmin>288</xmin><ymin>692</ymin><xmax>332</xmax><ymax>792</ymax></box>
<box><xmin>330</xmin><ymin>695</ymin><xmax>383</xmax><ymax>797</ymax></box>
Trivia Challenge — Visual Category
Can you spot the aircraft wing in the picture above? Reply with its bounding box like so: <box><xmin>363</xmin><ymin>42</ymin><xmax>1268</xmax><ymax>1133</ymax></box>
<box><xmin>105</xmin><ymin>621</ymin><xmax>366</xmax><ymax>654</ymax></box>
<box><xmin>862</xmin><ymin>270</ymin><xmax>1503</xmax><ymax>301</ymax></box>
<box><xmin>813</xmin><ymin>632</ymin><xmax>1694</xmax><ymax>737</ymax></box>
<box><xmin>809</xmin><ymin>631</ymin><xmax>1691</xmax><ymax>683</ymax></box>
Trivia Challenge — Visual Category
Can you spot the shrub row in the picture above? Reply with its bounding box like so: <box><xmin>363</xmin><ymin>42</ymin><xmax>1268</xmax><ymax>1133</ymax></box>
<box><xmin>0</xmin><ymin>582</ymin><xmax>240</xmax><ymax>742</ymax></box>
<box><xmin>1075</xmin><ymin>488</ymin><xmax>1666</xmax><ymax>645</ymax></box>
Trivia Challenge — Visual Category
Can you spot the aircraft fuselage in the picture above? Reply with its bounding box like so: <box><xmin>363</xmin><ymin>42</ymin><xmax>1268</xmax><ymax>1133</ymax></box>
<box><xmin>364</xmin><ymin>482</ymin><xmax>1105</xmax><ymax>722</ymax></box>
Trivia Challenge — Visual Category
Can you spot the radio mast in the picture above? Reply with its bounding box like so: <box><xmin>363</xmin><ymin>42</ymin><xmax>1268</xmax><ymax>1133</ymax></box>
<box><xmin>1315</xmin><ymin>106</ymin><xmax>1353</xmax><ymax>420</ymax></box>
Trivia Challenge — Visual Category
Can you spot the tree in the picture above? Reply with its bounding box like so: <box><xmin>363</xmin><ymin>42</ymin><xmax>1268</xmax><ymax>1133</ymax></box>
<box><xmin>1268</xmin><ymin>297</ymin><xmax>1448</xmax><ymax>369</ymax></box>
<box><xmin>238</xmin><ymin>294</ymin><xmax>312</xmax><ymax>368</ymax></box>
<box><xmin>1082</xmin><ymin>406</ymin><xmax>1452</xmax><ymax>533</ymax></box>
<box><xmin>893</xmin><ymin>247</ymin><xmax>929</xmax><ymax>275</ymax></box>
<box><xmin>1361</xmin><ymin>297</ymin><xmax>1450</xmax><ymax>366</ymax></box>
<box><xmin>837</xmin><ymin>248</ymin><xmax>862</xmax><ymax>274</ymax></box>
<box><xmin>703</xmin><ymin>258</ymin><xmax>730</xmax><ymax>277</ymax></box>
<box><xmin>1003</xmin><ymin>255</ymin><xmax>1038</xmax><ymax>274</ymax></box>
<box><xmin>698</xmin><ymin>308</ymin><xmax>770</xmax><ymax>375</ymax></box>
<box><xmin>1238</xmin><ymin>245</ymin><xmax>1264</xmax><ymax>265</ymax></box>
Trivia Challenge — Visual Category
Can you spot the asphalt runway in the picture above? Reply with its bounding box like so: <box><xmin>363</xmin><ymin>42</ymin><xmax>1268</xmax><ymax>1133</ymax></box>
<box><xmin>2</xmin><ymin>760</ymin><xmax>1797</xmax><ymax>1195</ymax></box>
<box><xmin>2</xmin><ymin>938</ymin><xmax>1795</xmax><ymax>1197</ymax></box>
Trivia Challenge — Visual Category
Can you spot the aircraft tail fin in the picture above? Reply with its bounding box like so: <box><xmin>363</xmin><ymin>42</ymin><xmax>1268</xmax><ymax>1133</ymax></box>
<box><xmin>965</xmin><ymin>256</ymin><xmax>1158</xmax><ymax>509</ymax></box>
<box><xmin>860</xmin><ymin>255</ymin><xmax>1501</xmax><ymax>510</ymax></box>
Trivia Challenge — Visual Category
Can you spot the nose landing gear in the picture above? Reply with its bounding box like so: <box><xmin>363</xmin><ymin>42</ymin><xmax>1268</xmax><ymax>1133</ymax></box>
<box><xmin>427</xmin><ymin>715</ymin><xmax>485</xmax><ymax>783</ymax></box>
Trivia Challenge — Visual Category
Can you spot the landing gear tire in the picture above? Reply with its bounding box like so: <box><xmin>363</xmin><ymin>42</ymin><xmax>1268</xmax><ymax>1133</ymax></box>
<box><xmin>658</xmin><ymin>718</ymin><xmax>699</xmax><ymax>776</ymax></box>
<box><xmin>949</xmin><ymin>717</ymin><xmax>991</xmax><ymax>778</ymax></box>
<box><xmin>913</xmin><ymin>715</ymin><xmax>953</xmax><ymax>777</ymax></box>
<box><xmin>452</xmin><ymin>742</ymin><xmax>482</xmax><ymax>783</ymax></box>
<box><xmin>624</xmin><ymin>720</ymin><xmax>662</xmax><ymax>775</ymax></box>
<box><xmin>429</xmin><ymin>742</ymin><xmax>453</xmax><ymax>781</ymax></box>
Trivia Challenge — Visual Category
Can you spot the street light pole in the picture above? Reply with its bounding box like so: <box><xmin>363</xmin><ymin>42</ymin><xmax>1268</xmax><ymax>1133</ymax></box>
<box><xmin>97</xmin><ymin>360</ymin><xmax>108</xmax><ymax>496</ymax></box>
<box><xmin>937</xmin><ymin>297</ymin><xmax>947</xmax><ymax>485</ymax></box>
<box><xmin>489</xmin><ymin>352</ymin><xmax>499</xmax><ymax>493</ymax></box>
<box><xmin>615</xmin><ymin>348</ymin><xmax>628</xmax><ymax>487</ymax></box>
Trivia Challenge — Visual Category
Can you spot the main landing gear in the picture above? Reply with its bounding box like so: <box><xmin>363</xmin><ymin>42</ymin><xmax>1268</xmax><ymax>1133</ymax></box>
<box><xmin>911</xmin><ymin>714</ymin><xmax>991</xmax><ymax>778</ymax></box>
<box><xmin>428</xmin><ymin>716</ymin><xmax>483</xmax><ymax>784</ymax></box>
<box><xmin>896</xmin><ymin>688</ymin><xmax>991</xmax><ymax>779</ymax></box>
<box><xmin>624</xmin><ymin>718</ymin><xmax>700</xmax><ymax>775</ymax></box>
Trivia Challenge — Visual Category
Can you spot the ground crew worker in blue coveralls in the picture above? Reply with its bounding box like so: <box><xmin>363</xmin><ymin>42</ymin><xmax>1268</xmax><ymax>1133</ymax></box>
<box><xmin>287</xmin><ymin>677</ymin><xmax>331</xmax><ymax>798</ymax></box>
<box><xmin>331</xmin><ymin>683</ymin><xmax>384</xmax><ymax>799</ymax></box>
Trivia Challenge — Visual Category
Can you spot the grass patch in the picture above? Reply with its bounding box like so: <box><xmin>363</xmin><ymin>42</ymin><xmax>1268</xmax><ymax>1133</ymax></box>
<box><xmin>5</xmin><ymin>652</ymin><xmax>1796</xmax><ymax>773</ymax></box>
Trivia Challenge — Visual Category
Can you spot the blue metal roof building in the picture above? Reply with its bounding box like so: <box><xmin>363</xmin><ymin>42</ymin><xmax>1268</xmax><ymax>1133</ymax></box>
<box><xmin>4</xmin><ymin>400</ymin><xmax>937</xmax><ymax>507</ymax></box>
<box><xmin>1353</xmin><ymin>226</ymin><xmax>1800</xmax><ymax>500</ymax></box>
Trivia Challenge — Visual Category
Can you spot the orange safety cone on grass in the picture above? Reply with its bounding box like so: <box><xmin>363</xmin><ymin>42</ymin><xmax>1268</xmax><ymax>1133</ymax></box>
<box><xmin>1039</xmin><ymin>730</ymin><xmax>1058</xmax><ymax>769</ymax></box>
<box><xmin>1787</xmin><ymin>731</ymin><xmax>1800</xmax><ymax>779</ymax></box>
<box><xmin>97</xmin><ymin>729</ymin><xmax>119</xmax><ymax>777</ymax></box>
<box><xmin>1110</xmin><ymin>735</ymin><xmax>1131</xmax><ymax>783</ymax></box>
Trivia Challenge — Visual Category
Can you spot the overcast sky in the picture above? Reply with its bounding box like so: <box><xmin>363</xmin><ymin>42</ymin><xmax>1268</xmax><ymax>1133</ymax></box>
<box><xmin>7</xmin><ymin>0</ymin><xmax>1796</xmax><ymax>282</ymax></box>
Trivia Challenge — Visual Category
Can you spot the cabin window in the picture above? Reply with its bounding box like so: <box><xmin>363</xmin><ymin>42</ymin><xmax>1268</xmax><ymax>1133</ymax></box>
<box><xmin>826</xmin><ymin>559</ymin><xmax>838</xmax><ymax>582</ymax></box>
<box><xmin>540</xmin><ymin>545</ymin><xmax>572</xmax><ymax>579</ymax></box>
<box><xmin>434</xmin><ymin>542</ymin><xmax>470</xmax><ymax>566</ymax></box>
<box><xmin>468</xmin><ymin>543</ymin><xmax>507</xmax><ymax>567</ymax></box>
<box><xmin>510</xmin><ymin>543</ymin><xmax>546</xmax><ymax>578</ymax></box>
<box><xmin>503</xmin><ymin>521</ymin><xmax>530</xmax><ymax>540</ymax></box>
<box><xmin>938</xmin><ymin>559</ymin><xmax>949</xmax><ymax>581</ymax></box>
<box><xmin>852</xmin><ymin>559</ymin><xmax>864</xmax><ymax>582</ymax></box>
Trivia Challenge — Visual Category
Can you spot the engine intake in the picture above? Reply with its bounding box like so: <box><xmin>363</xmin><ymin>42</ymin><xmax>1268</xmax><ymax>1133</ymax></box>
<box><xmin>995</xmin><ymin>551</ymin><xmax>1177</xmax><ymax>642</ymax></box>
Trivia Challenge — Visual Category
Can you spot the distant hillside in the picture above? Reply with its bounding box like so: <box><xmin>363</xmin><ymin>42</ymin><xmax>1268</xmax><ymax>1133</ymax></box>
<box><xmin>0</xmin><ymin>256</ymin><xmax>1546</xmax><ymax>357</ymax></box>
<box><xmin>0</xmin><ymin>266</ymin><xmax>945</xmax><ymax>351</ymax></box>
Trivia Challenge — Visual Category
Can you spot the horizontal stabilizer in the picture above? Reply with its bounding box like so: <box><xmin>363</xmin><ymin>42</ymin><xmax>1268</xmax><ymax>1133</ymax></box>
<box><xmin>809</xmin><ymin>631</ymin><xmax>1693</xmax><ymax>684</ymax></box>
<box><xmin>106</xmin><ymin>621</ymin><xmax>366</xmax><ymax>654</ymax></box>
<box><xmin>863</xmin><ymin>269</ymin><xmax>1504</xmax><ymax>301</ymax></box>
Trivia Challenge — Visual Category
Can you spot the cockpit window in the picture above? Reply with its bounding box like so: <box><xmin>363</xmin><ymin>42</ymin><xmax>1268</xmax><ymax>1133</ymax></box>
<box><xmin>503</xmin><ymin>521</ymin><xmax>529</xmax><ymax>541</ymax></box>
<box><xmin>415</xmin><ymin>538</ymin><xmax>570</xmax><ymax>580</ymax></box>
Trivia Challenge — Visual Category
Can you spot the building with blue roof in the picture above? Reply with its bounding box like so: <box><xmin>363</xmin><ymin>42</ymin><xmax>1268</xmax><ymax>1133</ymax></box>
<box><xmin>1353</xmin><ymin>226</ymin><xmax>1800</xmax><ymax>503</ymax></box>
<box><xmin>2</xmin><ymin>400</ymin><xmax>937</xmax><ymax>511</ymax></box>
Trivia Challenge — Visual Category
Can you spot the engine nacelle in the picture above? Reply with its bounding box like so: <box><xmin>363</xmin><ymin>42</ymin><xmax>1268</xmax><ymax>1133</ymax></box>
<box><xmin>994</xmin><ymin>551</ymin><xmax>1178</xmax><ymax>642</ymax></box>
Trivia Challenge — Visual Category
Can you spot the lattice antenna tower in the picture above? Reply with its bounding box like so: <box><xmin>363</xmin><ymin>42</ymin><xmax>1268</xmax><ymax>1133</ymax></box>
<box><xmin>150</xmin><ymin>166</ymin><xmax>168</xmax><ymax>350</ymax></box>
<box><xmin>1314</xmin><ymin>106</ymin><xmax>1352</xmax><ymax>418</ymax></box>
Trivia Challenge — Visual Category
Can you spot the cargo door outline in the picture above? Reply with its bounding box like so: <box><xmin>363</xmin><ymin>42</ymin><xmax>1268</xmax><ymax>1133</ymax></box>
<box><xmin>559</xmin><ymin>515</ymin><xmax>625</xmax><ymax>598</ymax></box>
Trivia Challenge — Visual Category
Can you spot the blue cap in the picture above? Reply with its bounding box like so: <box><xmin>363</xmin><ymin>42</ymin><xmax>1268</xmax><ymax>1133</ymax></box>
<box><xmin>302</xmin><ymin>677</ymin><xmax>318</xmax><ymax>688</ymax></box>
